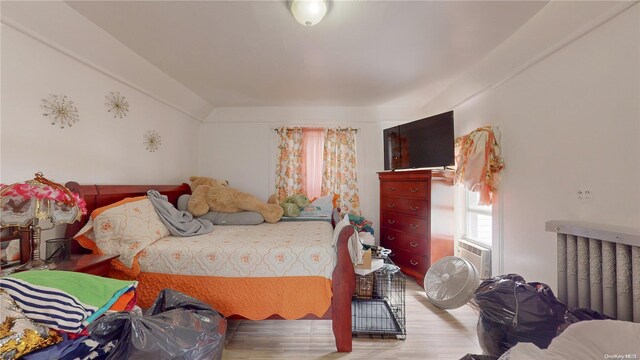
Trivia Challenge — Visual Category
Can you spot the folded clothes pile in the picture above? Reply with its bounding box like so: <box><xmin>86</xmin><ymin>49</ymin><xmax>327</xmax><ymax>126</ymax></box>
<box><xmin>0</xmin><ymin>270</ymin><xmax>137</xmax><ymax>359</ymax></box>
<box><xmin>1</xmin><ymin>271</ymin><xmax>225</xmax><ymax>360</ymax></box>
<box><xmin>348</xmin><ymin>214</ymin><xmax>374</xmax><ymax>235</ymax></box>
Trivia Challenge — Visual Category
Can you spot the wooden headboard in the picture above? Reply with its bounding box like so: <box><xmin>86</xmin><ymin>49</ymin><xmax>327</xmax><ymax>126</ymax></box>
<box><xmin>63</xmin><ymin>182</ymin><xmax>191</xmax><ymax>253</ymax></box>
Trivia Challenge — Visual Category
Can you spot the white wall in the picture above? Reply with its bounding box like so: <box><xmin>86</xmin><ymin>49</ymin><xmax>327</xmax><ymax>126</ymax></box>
<box><xmin>199</xmin><ymin>108</ymin><xmax>403</xmax><ymax>238</ymax></box>
<box><xmin>429</xmin><ymin>4</ymin><xmax>640</xmax><ymax>288</ymax></box>
<box><xmin>1</xmin><ymin>20</ymin><xmax>206</xmax><ymax>253</ymax></box>
<box><xmin>1</xmin><ymin>24</ymin><xmax>201</xmax><ymax>186</ymax></box>
<box><xmin>0</xmin><ymin>1</ymin><xmax>213</xmax><ymax>120</ymax></box>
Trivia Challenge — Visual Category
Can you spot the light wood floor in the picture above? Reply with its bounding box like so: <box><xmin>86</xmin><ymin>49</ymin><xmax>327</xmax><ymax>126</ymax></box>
<box><xmin>222</xmin><ymin>279</ymin><xmax>482</xmax><ymax>359</ymax></box>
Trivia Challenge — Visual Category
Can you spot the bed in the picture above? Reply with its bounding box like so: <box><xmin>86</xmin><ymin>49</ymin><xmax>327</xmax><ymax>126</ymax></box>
<box><xmin>63</xmin><ymin>182</ymin><xmax>356</xmax><ymax>352</ymax></box>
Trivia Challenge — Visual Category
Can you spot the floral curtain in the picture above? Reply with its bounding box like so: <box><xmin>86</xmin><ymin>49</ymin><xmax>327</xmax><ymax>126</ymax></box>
<box><xmin>275</xmin><ymin>127</ymin><xmax>304</xmax><ymax>201</ymax></box>
<box><xmin>454</xmin><ymin>126</ymin><xmax>504</xmax><ymax>206</ymax></box>
<box><xmin>322</xmin><ymin>128</ymin><xmax>360</xmax><ymax>214</ymax></box>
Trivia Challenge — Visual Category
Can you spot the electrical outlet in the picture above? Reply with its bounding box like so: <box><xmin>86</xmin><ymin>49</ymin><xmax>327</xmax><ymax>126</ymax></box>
<box><xmin>577</xmin><ymin>188</ymin><xmax>593</xmax><ymax>203</ymax></box>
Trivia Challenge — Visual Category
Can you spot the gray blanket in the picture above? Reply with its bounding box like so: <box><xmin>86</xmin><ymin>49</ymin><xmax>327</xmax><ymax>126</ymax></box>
<box><xmin>147</xmin><ymin>190</ymin><xmax>214</xmax><ymax>236</ymax></box>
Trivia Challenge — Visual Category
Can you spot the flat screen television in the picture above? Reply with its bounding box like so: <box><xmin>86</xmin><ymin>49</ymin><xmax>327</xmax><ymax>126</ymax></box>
<box><xmin>383</xmin><ymin>110</ymin><xmax>455</xmax><ymax>170</ymax></box>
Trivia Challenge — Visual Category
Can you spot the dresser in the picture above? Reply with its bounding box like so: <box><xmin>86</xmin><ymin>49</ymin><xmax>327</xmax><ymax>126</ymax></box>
<box><xmin>378</xmin><ymin>170</ymin><xmax>454</xmax><ymax>283</ymax></box>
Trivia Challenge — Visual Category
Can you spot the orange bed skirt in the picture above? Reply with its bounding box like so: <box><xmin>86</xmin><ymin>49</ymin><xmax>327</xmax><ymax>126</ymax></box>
<box><xmin>114</xmin><ymin>270</ymin><xmax>333</xmax><ymax>320</ymax></box>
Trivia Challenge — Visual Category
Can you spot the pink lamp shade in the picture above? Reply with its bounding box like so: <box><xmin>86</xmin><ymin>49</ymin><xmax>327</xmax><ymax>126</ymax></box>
<box><xmin>0</xmin><ymin>172</ymin><xmax>87</xmax><ymax>271</ymax></box>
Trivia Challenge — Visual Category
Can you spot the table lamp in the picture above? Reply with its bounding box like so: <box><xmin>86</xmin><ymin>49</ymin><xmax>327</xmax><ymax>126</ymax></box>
<box><xmin>0</xmin><ymin>172</ymin><xmax>87</xmax><ymax>271</ymax></box>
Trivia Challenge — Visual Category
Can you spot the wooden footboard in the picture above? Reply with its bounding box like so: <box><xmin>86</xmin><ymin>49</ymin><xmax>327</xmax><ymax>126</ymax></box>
<box><xmin>64</xmin><ymin>182</ymin><xmax>354</xmax><ymax>352</ymax></box>
<box><xmin>332</xmin><ymin>225</ymin><xmax>356</xmax><ymax>352</ymax></box>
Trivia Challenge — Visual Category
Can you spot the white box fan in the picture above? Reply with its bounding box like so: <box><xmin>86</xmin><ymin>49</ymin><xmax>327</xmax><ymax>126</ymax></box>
<box><xmin>424</xmin><ymin>256</ymin><xmax>480</xmax><ymax>309</ymax></box>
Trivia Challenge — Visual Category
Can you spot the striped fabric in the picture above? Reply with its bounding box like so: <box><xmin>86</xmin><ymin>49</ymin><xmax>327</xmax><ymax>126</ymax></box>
<box><xmin>0</xmin><ymin>277</ymin><xmax>97</xmax><ymax>333</ymax></box>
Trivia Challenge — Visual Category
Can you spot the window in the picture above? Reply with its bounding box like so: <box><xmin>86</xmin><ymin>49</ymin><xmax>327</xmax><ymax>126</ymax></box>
<box><xmin>275</xmin><ymin>127</ymin><xmax>360</xmax><ymax>214</ymax></box>
<box><xmin>464</xmin><ymin>190</ymin><xmax>492</xmax><ymax>247</ymax></box>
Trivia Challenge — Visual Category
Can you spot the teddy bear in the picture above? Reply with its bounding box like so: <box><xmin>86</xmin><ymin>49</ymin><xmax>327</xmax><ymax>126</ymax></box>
<box><xmin>279</xmin><ymin>194</ymin><xmax>311</xmax><ymax>217</ymax></box>
<box><xmin>187</xmin><ymin>176</ymin><xmax>283</xmax><ymax>223</ymax></box>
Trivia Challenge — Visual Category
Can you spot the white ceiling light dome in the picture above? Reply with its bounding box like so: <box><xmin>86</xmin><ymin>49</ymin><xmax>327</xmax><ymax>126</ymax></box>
<box><xmin>291</xmin><ymin>0</ymin><xmax>327</xmax><ymax>27</ymax></box>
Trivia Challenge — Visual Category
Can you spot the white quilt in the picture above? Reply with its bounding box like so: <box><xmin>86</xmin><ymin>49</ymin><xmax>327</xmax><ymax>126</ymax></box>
<box><xmin>136</xmin><ymin>220</ymin><xmax>336</xmax><ymax>278</ymax></box>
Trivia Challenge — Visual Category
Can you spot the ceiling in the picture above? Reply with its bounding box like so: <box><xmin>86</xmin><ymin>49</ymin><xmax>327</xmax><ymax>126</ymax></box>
<box><xmin>66</xmin><ymin>1</ymin><xmax>547</xmax><ymax>109</ymax></box>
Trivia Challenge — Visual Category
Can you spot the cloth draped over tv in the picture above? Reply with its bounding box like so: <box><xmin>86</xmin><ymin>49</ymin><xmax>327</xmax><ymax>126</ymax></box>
<box><xmin>274</xmin><ymin>126</ymin><xmax>360</xmax><ymax>215</ymax></box>
<box><xmin>454</xmin><ymin>126</ymin><xmax>504</xmax><ymax>206</ymax></box>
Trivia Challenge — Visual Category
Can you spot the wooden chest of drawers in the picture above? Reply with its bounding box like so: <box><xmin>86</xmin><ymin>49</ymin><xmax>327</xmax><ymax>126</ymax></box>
<box><xmin>378</xmin><ymin>170</ymin><xmax>454</xmax><ymax>283</ymax></box>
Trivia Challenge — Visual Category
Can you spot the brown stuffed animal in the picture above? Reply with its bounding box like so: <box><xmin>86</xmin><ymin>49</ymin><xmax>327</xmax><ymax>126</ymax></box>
<box><xmin>187</xmin><ymin>176</ymin><xmax>284</xmax><ymax>223</ymax></box>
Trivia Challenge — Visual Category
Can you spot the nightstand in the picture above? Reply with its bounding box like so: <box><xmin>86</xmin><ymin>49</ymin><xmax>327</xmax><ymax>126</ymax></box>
<box><xmin>54</xmin><ymin>254</ymin><xmax>119</xmax><ymax>276</ymax></box>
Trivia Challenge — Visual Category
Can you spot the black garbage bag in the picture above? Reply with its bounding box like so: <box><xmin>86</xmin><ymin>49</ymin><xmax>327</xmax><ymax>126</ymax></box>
<box><xmin>459</xmin><ymin>354</ymin><xmax>499</xmax><ymax>360</ymax></box>
<box><xmin>557</xmin><ymin>307</ymin><xmax>614</xmax><ymax>335</ymax></box>
<box><xmin>146</xmin><ymin>288</ymin><xmax>220</xmax><ymax>315</ymax></box>
<box><xmin>88</xmin><ymin>289</ymin><xmax>226</xmax><ymax>360</ymax></box>
<box><xmin>473</xmin><ymin>274</ymin><xmax>567</xmax><ymax>357</ymax></box>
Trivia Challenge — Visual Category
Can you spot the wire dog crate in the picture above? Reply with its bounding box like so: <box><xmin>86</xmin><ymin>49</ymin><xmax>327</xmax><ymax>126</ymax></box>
<box><xmin>352</xmin><ymin>259</ymin><xmax>406</xmax><ymax>339</ymax></box>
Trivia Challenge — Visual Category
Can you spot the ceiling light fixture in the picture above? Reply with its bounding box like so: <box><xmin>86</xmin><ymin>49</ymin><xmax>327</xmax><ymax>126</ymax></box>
<box><xmin>290</xmin><ymin>0</ymin><xmax>327</xmax><ymax>27</ymax></box>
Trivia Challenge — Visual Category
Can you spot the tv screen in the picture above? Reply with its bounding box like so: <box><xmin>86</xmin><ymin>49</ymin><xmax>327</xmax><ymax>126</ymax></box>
<box><xmin>383</xmin><ymin>111</ymin><xmax>454</xmax><ymax>170</ymax></box>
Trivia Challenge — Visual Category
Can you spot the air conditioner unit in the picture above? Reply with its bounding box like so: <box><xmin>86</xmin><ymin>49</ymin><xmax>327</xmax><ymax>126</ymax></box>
<box><xmin>457</xmin><ymin>240</ymin><xmax>491</xmax><ymax>279</ymax></box>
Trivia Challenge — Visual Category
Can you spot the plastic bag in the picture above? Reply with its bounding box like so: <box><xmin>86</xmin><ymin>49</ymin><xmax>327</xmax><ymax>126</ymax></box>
<box><xmin>88</xmin><ymin>289</ymin><xmax>226</xmax><ymax>360</ymax></box>
<box><xmin>473</xmin><ymin>274</ymin><xmax>567</xmax><ymax>357</ymax></box>
<box><xmin>459</xmin><ymin>354</ymin><xmax>499</xmax><ymax>360</ymax></box>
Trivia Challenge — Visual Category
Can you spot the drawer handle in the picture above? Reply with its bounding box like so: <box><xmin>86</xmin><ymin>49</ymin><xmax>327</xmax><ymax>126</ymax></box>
<box><xmin>387</xmin><ymin>203</ymin><xmax>396</xmax><ymax>208</ymax></box>
<box><xmin>410</xmin><ymin>205</ymin><xmax>419</xmax><ymax>211</ymax></box>
<box><xmin>388</xmin><ymin>219</ymin><xmax>396</xmax><ymax>224</ymax></box>
<box><xmin>410</xmin><ymin>188</ymin><xmax>419</xmax><ymax>193</ymax></box>
<box><xmin>388</xmin><ymin>187</ymin><xmax>396</xmax><ymax>192</ymax></box>
<box><xmin>410</xmin><ymin>260</ymin><xmax>419</xmax><ymax>266</ymax></box>
<box><xmin>387</xmin><ymin>236</ymin><xmax>395</xmax><ymax>241</ymax></box>
<box><xmin>410</xmin><ymin>242</ymin><xmax>419</xmax><ymax>248</ymax></box>
<box><xmin>409</xmin><ymin>224</ymin><xmax>418</xmax><ymax>230</ymax></box>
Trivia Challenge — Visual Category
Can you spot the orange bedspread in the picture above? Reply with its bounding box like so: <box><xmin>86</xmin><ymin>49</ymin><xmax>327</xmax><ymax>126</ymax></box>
<box><xmin>121</xmin><ymin>271</ymin><xmax>333</xmax><ymax>320</ymax></box>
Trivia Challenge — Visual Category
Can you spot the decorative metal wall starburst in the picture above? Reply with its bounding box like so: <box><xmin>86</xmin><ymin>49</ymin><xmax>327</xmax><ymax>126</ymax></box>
<box><xmin>41</xmin><ymin>94</ymin><xmax>79</xmax><ymax>128</ymax></box>
<box><xmin>143</xmin><ymin>130</ymin><xmax>162</xmax><ymax>152</ymax></box>
<box><xmin>105</xmin><ymin>91</ymin><xmax>129</xmax><ymax>118</ymax></box>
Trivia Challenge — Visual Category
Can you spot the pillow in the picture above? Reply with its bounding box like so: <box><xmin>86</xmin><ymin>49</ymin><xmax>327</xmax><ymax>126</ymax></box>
<box><xmin>0</xmin><ymin>289</ymin><xmax>62</xmax><ymax>359</ymax></box>
<box><xmin>300</xmin><ymin>196</ymin><xmax>330</xmax><ymax>217</ymax></box>
<box><xmin>177</xmin><ymin>194</ymin><xmax>191</xmax><ymax>213</ymax></box>
<box><xmin>74</xmin><ymin>196</ymin><xmax>169</xmax><ymax>268</ymax></box>
<box><xmin>73</xmin><ymin>217</ymin><xmax>101</xmax><ymax>254</ymax></box>
<box><xmin>74</xmin><ymin>196</ymin><xmax>149</xmax><ymax>254</ymax></box>
<box><xmin>177</xmin><ymin>194</ymin><xmax>264</xmax><ymax>225</ymax></box>
<box><xmin>300</xmin><ymin>194</ymin><xmax>339</xmax><ymax>217</ymax></box>
<box><xmin>198</xmin><ymin>210</ymin><xmax>264</xmax><ymax>225</ymax></box>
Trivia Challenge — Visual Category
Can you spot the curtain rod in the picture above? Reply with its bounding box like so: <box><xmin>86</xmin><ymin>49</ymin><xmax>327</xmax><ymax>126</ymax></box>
<box><xmin>272</xmin><ymin>127</ymin><xmax>359</xmax><ymax>133</ymax></box>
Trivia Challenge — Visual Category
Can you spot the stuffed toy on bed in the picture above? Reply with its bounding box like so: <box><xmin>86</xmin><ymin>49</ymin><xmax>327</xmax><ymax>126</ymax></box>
<box><xmin>279</xmin><ymin>194</ymin><xmax>310</xmax><ymax>217</ymax></box>
<box><xmin>187</xmin><ymin>176</ymin><xmax>283</xmax><ymax>223</ymax></box>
